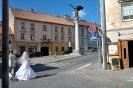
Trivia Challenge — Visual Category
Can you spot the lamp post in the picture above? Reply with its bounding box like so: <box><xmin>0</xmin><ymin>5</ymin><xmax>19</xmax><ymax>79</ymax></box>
<box><xmin>100</xmin><ymin>0</ymin><xmax>107</xmax><ymax>69</ymax></box>
<box><xmin>70</xmin><ymin>5</ymin><xmax>83</xmax><ymax>55</ymax></box>
<box><xmin>2</xmin><ymin>0</ymin><xmax>9</xmax><ymax>88</ymax></box>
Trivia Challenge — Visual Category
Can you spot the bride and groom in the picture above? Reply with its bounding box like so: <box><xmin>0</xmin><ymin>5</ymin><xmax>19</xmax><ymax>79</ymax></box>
<box><xmin>9</xmin><ymin>51</ymin><xmax>36</xmax><ymax>81</ymax></box>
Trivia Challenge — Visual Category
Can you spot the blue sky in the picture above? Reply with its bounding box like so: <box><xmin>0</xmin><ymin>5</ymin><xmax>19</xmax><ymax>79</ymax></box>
<box><xmin>0</xmin><ymin>0</ymin><xmax>100</xmax><ymax>24</ymax></box>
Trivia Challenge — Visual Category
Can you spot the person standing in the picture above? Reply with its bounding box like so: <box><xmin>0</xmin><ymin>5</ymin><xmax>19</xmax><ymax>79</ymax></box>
<box><xmin>15</xmin><ymin>51</ymin><xmax>36</xmax><ymax>81</ymax></box>
<box><xmin>9</xmin><ymin>51</ymin><xmax>16</xmax><ymax>80</ymax></box>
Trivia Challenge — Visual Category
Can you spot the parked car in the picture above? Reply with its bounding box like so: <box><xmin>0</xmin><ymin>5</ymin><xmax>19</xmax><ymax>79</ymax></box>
<box><xmin>88</xmin><ymin>49</ymin><xmax>97</xmax><ymax>52</ymax></box>
<box><xmin>61</xmin><ymin>50</ymin><xmax>72</xmax><ymax>55</ymax></box>
<box><xmin>29</xmin><ymin>52</ymin><xmax>42</xmax><ymax>58</ymax></box>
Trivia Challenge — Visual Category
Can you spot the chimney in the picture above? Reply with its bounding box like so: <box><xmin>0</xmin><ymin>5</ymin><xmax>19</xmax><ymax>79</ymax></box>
<box><xmin>64</xmin><ymin>15</ymin><xmax>70</xmax><ymax>18</ymax></box>
<box><xmin>56</xmin><ymin>14</ymin><xmax>60</xmax><ymax>17</ymax></box>
<box><xmin>30</xmin><ymin>9</ymin><xmax>34</xmax><ymax>12</ymax></box>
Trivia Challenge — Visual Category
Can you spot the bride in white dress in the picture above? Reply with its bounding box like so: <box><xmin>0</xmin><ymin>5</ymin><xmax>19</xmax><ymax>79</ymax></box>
<box><xmin>15</xmin><ymin>51</ymin><xmax>36</xmax><ymax>81</ymax></box>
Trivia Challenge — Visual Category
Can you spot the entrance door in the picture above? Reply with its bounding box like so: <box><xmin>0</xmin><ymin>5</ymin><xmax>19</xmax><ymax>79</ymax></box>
<box><xmin>41</xmin><ymin>47</ymin><xmax>49</xmax><ymax>56</ymax></box>
<box><xmin>121</xmin><ymin>41</ymin><xmax>129</xmax><ymax>68</ymax></box>
<box><xmin>20</xmin><ymin>46</ymin><xmax>25</xmax><ymax>55</ymax></box>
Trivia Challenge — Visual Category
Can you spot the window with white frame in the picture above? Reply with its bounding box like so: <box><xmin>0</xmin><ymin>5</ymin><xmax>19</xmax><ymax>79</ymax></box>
<box><xmin>122</xmin><ymin>3</ymin><xmax>133</xmax><ymax>21</ymax></box>
<box><xmin>61</xmin><ymin>35</ymin><xmax>64</xmax><ymax>41</ymax></box>
<box><xmin>81</xmin><ymin>30</ymin><xmax>84</xmax><ymax>36</ymax></box>
<box><xmin>20</xmin><ymin>22</ymin><xmax>26</xmax><ymax>29</ymax></box>
<box><xmin>68</xmin><ymin>36</ymin><xmax>72</xmax><ymax>42</ymax></box>
<box><xmin>81</xmin><ymin>40</ymin><xmax>84</xmax><ymax>45</ymax></box>
<box><xmin>30</xmin><ymin>23</ymin><xmax>35</xmax><ymax>30</ymax></box>
<box><xmin>55</xmin><ymin>26</ymin><xmax>58</xmax><ymax>32</ymax></box>
<box><xmin>30</xmin><ymin>34</ymin><xmax>35</xmax><ymax>40</ymax></box>
<box><xmin>61</xmin><ymin>27</ymin><xmax>64</xmax><ymax>33</ymax></box>
<box><xmin>68</xmin><ymin>28</ymin><xmax>71</xmax><ymax>33</ymax></box>
<box><xmin>55</xmin><ymin>35</ymin><xmax>58</xmax><ymax>41</ymax></box>
<box><xmin>43</xmin><ymin>25</ymin><xmax>47</xmax><ymax>31</ymax></box>
<box><xmin>43</xmin><ymin>35</ymin><xmax>47</xmax><ymax>40</ymax></box>
<box><xmin>21</xmin><ymin>33</ymin><xmax>25</xmax><ymax>40</ymax></box>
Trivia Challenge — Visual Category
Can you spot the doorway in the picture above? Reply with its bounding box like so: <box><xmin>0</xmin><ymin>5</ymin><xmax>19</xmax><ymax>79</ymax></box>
<box><xmin>128</xmin><ymin>41</ymin><xmax>133</xmax><ymax>67</ymax></box>
<box><xmin>20</xmin><ymin>46</ymin><xmax>25</xmax><ymax>55</ymax></box>
<box><xmin>41</xmin><ymin>47</ymin><xmax>49</xmax><ymax>56</ymax></box>
<box><xmin>121</xmin><ymin>40</ymin><xmax>133</xmax><ymax>68</ymax></box>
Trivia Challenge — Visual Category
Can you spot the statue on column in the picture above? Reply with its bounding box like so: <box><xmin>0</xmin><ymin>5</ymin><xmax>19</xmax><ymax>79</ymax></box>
<box><xmin>69</xmin><ymin>4</ymin><xmax>83</xmax><ymax>20</ymax></box>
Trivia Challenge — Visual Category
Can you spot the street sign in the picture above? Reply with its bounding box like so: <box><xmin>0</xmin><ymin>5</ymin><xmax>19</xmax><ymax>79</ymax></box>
<box><xmin>98</xmin><ymin>27</ymin><xmax>103</xmax><ymax>36</ymax></box>
<box><xmin>90</xmin><ymin>33</ymin><xmax>97</xmax><ymax>40</ymax></box>
<box><xmin>88</xmin><ymin>25</ymin><xmax>96</xmax><ymax>33</ymax></box>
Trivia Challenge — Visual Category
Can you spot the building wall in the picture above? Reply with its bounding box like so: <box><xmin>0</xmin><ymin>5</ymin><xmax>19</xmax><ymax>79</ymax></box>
<box><xmin>105</xmin><ymin>0</ymin><xmax>133</xmax><ymax>42</ymax></box>
<box><xmin>12</xmin><ymin>18</ymin><xmax>75</xmax><ymax>55</ymax></box>
<box><xmin>79</xmin><ymin>26</ymin><xmax>88</xmax><ymax>51</ymax></box>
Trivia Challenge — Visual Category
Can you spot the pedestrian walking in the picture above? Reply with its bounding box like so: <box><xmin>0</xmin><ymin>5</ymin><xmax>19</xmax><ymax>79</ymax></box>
<box><xmin>55</xmin><ymin>51</ymin><xmax>57</xmax><ymax>58</ymax></box>
<box><xmin>9</xmin><ymin>51</ymin><xmax>16</xmax><ymax>80</ymax></box>
<box><xmin>15</xmin><ymin>51</ymin><xmax>36</xmax><ymax>81</ymax></box>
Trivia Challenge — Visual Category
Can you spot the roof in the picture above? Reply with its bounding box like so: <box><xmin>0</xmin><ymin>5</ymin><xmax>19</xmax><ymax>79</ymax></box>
<box><xmin>65</xmin><ymin>18</ymin><xmax>101</xmax><ymax>28</ymax></box>
<box><xmin>0</xmin><ymin>24</ymin><xmax>13</xmax><ymax>35</ymax></box>
<box><xmin>10</xmin><ymin>8</ymin><xmax>74</xmax><ymax>26</ymax></box>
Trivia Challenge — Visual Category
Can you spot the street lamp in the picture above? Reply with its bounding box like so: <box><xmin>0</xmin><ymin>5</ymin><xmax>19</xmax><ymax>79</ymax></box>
<box><xmin>2</xmin><ymin>0</ymin><xmax>9</xmax><ymax>88</ymax></box>
<box><xmin>100</xmin><ymin>0</ymin><xmax>107</xmax><ymax>69</ymax></box>
<box><xmin>70</xmin><ymin>5</ymin><xmax>84</xmax><ymax>55</ymax></box>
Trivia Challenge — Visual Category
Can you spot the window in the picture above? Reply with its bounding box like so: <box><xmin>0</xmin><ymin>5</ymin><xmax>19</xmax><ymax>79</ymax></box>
<box><xmin>81</xmin><ymin>40</ymin><xmax>84</xmax><ymax>45</ymax></box>
<box><xmin>55</xmin><ymin>35</ymin><xmax>58</xmax><ymax>41</ymax></box>
<box><xmin>9</xmin><ymin>39</ymin><xmax>12</xmax><ymax>45</ymax></box>
<box><xmin>55</xmin><ymin>47</ymin><xmax>58</xmax><ymax>52</ymax></box>
<box><xmin>29</xmin><ymin>46</ymin><xmax>36</xmax><ymax>52</ymax></box>
<box><xmin>68</xmin><ymin>36</ymin><xmax>72</xmax><ymax>42</ymax></box>
<box><xmin>81</xmin><ymin>30</ymin><xmax>84</xmax><ymax>36</ymax></box>
<box><xmin>21</xmin><ymin>33</ymin><xmax>25</xmax><ymax>40</ymax></box>
<box><xmin>20</xmin><ymin>22</ymin><xmax>25</xmax><ymax>29</ymax></box>
<box><xmin>43</xmin><ymin>35</ymin><xmax>47</xmax><ymax>40</ymax></box>
<box><xmin>55</xmin><ymin>26</ymin><xmax>58</xmax><ymax>32</ymax></box>
<box><xmin>122</xmin><ymin>3</ymin><xmax>133</xmax><ymax>21</ymax></box>
<box><xmin>61</xmin><ymin>47</ymin><xmax>64</xmax><ymax>51</ymax></box>
<box><xmin>30</xmin><ymin>23</ymin><xmax>35</xmax><ymax>30</ymax></box>
<box><xmin>30</xmin><ymin>34</ymin><xmax>35</xmax><ymax>40</ymax></box>
<box><xmin>43</xmin><ymin>25</ymin><xmax>47</xmax><ymax>31</ymax></box>
<box><xmin>61</xmin><ymin>36</ymin><xmax>64</xmax><ymax>41</ymax></box>
<box><xmin>61</xmin><ymin>27</ymin><xmax>64</xmax><ymax>33</ymax></box>
<box><xmin>68</xmin><ymin>28</ymin><xmax>71</xmax><ymax>33</ymax></box>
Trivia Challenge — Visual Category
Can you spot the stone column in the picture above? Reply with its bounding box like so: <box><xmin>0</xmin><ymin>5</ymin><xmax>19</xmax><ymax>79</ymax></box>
<box><xmin>74</xmin><ymin>19</ymin><xmax>79</xmax><ymax>51</ymax></box>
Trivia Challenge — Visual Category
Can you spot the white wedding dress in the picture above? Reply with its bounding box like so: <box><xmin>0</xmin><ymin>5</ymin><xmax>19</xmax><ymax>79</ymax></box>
<box><xmin>15</xmin><ymin>51</ymin><xmax>36</xmax><ymax>81</ymax></box>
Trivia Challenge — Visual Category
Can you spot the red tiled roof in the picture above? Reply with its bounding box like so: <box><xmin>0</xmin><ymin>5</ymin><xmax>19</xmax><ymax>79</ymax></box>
<box><xmin>65</xmin><ymin>18</ymin><xmax>101</xmax><ymax>28</ymax></box>
<box><xmin>10</xmin><ymin>8</ymin><xmax>73</xmax><ymax>26</ymax></box>
<box><xmin>0</xmin><ymin>24</ymin><xmax>13</xmax><ymax>35</ymax></box>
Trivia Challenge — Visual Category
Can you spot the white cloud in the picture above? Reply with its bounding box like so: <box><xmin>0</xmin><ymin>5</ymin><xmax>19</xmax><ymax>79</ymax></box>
<box><xmin>72</xmin><ymin>10</ymin><xmax>86</xmax><ymax>18</ymax></box>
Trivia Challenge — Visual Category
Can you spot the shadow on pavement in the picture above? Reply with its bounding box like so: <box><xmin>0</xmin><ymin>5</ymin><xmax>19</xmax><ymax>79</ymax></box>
<box><xmin>31</xmin><ymin>63</ymin><xmax>59</xmax><ymax>72</ymax></box>
<box><xmin>35</xmin><ymin>74</ymin><xmax>56</xmax><ymax>79</ymax></box>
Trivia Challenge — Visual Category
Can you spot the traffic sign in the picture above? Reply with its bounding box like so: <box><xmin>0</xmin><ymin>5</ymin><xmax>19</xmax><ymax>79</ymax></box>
<box><xmin>88</xmin><ymin>25</ymin><xmax>96</xmax><ymax>33</ymax></box>
<box><xmin>90</xmin><ymin>33</ymin><xmax>97</xmax><ymax>40</ymax></box>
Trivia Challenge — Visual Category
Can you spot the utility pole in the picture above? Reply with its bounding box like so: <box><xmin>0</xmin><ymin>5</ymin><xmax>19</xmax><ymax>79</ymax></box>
<box><xmin>100</xmin><ymin>0</ymin><xmax>107</xmax><ymax>69</ymax></box>
<box><xmin>2</xmin><ymin>0</ymin><xmax>9</xmax><ymax>88</ymax></box>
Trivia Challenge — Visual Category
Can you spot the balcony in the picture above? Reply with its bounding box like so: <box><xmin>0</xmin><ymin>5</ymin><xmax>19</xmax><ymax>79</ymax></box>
<box><xmin>118</xmin><ymin>0</ymin><xmax>133</xmax><ymax>3</ymax></box>
<box><xmin>41</xmin><ymin>39</ymin><xmax>51</xmax><ymax>43</ymax></box>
